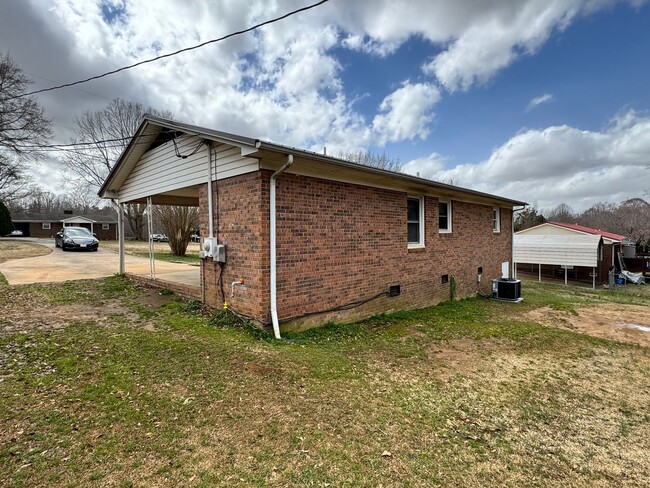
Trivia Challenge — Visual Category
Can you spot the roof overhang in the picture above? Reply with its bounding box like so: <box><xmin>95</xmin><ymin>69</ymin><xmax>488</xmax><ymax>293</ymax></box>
<box><xmin>99</xmin><ymin>115</ymin><xmax>527</xmax><ymax>209</ymax></box>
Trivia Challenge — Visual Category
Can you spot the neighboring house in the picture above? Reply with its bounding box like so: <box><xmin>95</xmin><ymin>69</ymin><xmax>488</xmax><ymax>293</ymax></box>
<box><xmin>514</xmin><ymin>221</ymin><xmax>627</xmax><ymax>284</ymax></box>
<box><xmin>99</xmin><ymin>115</ymin><xmax>526</xmax><ymax>334</ymax></box>
<box><xmin>10</xmin><ymin>212</ymin><xmax>118</xmax><ymax>240</ymax></box>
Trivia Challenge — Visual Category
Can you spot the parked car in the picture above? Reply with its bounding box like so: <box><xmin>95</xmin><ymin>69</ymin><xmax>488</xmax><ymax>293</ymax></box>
<box><xmin>3</xmin><ymin>230</ymin><xmax>23</xmax><ymax>237</ymax></box>
<box><xmin>190</xmin><ymin>233</ymin><xmax>201</xmax><ymax>243</ymax></box>
<box><xmin>149</xmin><ymin>234</ymin><xmax>169</xmax><ymax>242</ymax></box>
<box><xmin>55</xmin><ymin>227</ymin><xmax>99</xmax><ymax>251</ymax></box>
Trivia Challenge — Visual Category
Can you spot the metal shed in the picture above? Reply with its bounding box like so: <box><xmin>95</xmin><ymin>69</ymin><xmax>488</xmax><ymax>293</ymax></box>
<box><xmin>513</xmin><ymin>234</ymin><xmax>604</xmax><ymax>288</ymax></box>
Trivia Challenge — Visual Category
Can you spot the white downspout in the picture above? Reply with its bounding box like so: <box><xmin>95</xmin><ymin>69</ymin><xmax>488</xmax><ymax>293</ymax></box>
<box><xmin>270</xmin><ymin>154</ymin><xmax>294</xmax><ymax>339</ymax></box>
<box><xmin>110</xmin><ymin>200</ymin><xmax>125</xmax><ymax>275</ymax></box>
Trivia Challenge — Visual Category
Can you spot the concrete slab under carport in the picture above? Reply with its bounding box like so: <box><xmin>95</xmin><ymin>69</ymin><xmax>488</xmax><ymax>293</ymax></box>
<box><xmin>0</xmin><ymin>239</ymin><xmax>200</xmax><ymax>292</ymax></box>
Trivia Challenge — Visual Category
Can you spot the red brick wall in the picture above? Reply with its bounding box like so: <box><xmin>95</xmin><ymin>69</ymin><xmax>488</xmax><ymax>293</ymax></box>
<box><xmin>198</xmin><ymin>172</ymin><xmax>270</xmax><ymax>320</ymax></box>
<box><xmin>199</xmin><ymin>170</ymin><xmax>513</xmax><ymax>331</ymax></box>
<box><xmin>274</xmin><ymin>173</ymin><xmax>512</xmax><ymax>329</ymax></box>
<box><xmin>27</xmin><ymin>222</ymin><xmax>62</xmax><ymax>238</ymax></box>
<box><xmin>20</xmin><ymin>222</ymin><xmax>115</xmax><ymax>240</ymax></box>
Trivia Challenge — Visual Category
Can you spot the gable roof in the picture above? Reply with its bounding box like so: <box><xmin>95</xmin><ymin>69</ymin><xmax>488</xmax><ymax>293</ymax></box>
<box><xmin>516</xmin><ymin>221</ymin><xmax>626</xmax><ymax>243</ymax></box>
<box><xmin>99</xmin><ymin>114</ymin><xmax>527</xmax><ymax>208</ymax></box>
<box><xmin>547</xmin><ymin>222</ymin><xmax>626</xmax><ymax>242</ymax></box>
<box><xmin>10</xmin><ymin>212</ymin><xmax>117</xmax><ymax>223</ymax></box>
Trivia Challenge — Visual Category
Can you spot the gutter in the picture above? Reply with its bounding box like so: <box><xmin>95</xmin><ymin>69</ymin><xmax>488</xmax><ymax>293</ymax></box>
<box><xmin>270</xmin><ymin>154</ymin><xmax>294</xmax><ymax>339</ymax></box>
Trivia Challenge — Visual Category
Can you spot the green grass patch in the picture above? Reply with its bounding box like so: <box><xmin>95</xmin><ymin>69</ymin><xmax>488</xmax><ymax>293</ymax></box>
<box><xmin>0</xmin><ymin>278</ymin><xmax>649</xmax><ymax>486</ymax></box>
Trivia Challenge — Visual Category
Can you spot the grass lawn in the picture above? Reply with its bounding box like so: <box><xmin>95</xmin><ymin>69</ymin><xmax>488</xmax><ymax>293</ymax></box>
<box><xmin>0</xmin><ymin>277</ymin><xmax>649</xmax><ymax>487</ymax></box>
<box><xmin>101</xmin><ymin>240</ymin><xmax>201</xmax><ymax>265</ymax></box>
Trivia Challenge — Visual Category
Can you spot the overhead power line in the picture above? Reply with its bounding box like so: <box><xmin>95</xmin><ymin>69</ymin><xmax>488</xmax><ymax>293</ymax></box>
<box><xmin>13</xmin><ymin>0</ymin><xmax>330</xmax><ymax>100</ymax></box>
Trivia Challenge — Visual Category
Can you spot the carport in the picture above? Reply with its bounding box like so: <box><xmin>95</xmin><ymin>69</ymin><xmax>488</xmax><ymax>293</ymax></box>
<box><xmin>98</xmin><ymin>118</ymin><xmax>210</xmax><ymax>297</ymax></box>
<box><xmin>513</xmin><ymin>234</ymin><xmax>604</xmax><ymax>289</ymax></box>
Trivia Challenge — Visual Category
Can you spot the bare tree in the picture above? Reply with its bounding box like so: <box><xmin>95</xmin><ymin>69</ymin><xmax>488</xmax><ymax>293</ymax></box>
<box><xmin>154</xmin><ymin>205</ymin><xmax>198</xmax><ymax>256</ymax></box>
<box><xmin>65</xmin><ymin>98</ymin><xmax>172</xmax><ymax>239</ymax></box>
<box><xmin>0</xmin><ymin>52</ymin><xmax>52</xmax><ymax>202</ymax></box>
<box><xmin>0</xmin><ymin>154</ymin><xmax>32</xmax><ymax>202</ymax></box>
<box><xmin>337</xmin><ymin>150</ymin><xmax>403</xmax><ymax>172</ymax></box>
<box><xmin>611</xmin><ymin>198</ymin><xmax>650</xmax><ymax>244</ymax></box>
<box><xmin>545</xmin><ymin>203</ymin><xmax>575</xmax><ymax>223</ymax></box>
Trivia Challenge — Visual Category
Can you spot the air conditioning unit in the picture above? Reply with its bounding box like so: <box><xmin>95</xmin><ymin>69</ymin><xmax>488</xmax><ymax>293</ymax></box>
<box><xmin>491</xmin><ymin>278</ymin><xmax>522</xmax><ymax>303</ymax></box>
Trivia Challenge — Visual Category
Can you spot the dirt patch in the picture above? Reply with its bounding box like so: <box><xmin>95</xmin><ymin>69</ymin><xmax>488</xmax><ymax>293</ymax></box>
<box><xmin>133</xmin><ymin>287</ymin><xmax>176</xmax><ymax>309</ymax></box>
<box><xmin>0</xmin><ymin>293</ymin><xmax>157</xmax><ymax>335</ymax></box>
<box><xmin>0</xmin><ymin>301</ymin><xmax>127</xmax><ymax>335</ymax></box>
<box><xmin>526</xmin><ymin>305</ymin><xmax>650</xmax><ymax>347</ymax></box>
<box><xmin>0</xmin><ymin>240</ymin><xmax>52</xmax><ymax>263</ymax></box>
<box><xmin>428</xmin><ymin>337</ymin><xmax>523</xmax><ymax>380</ymax></box>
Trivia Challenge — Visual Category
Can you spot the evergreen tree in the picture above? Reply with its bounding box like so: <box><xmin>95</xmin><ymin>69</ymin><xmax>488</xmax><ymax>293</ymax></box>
<box><xmin>0</xmin><ymin>200</ymin><xmax>13</xmax><ymax>236</ymax></box>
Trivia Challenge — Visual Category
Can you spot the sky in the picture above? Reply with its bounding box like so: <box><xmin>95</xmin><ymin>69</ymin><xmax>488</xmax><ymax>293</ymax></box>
<box><xmin>1</xmin><ymin>0</ymin><xmax>649</xmax><ymax>212</ymax></box>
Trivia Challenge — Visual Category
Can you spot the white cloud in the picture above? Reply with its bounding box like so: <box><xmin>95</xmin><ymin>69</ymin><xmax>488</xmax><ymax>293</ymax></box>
<box><xmin>431</xmin><ymin>110</ymin><xmax>650</xmax><ymax>210</ymax></box>
<box><xmin>402</xmin><ymin>152</ymin><xmax>447</xmax><ymax>179</ymax></box>
<box><xmin>372</xmin><ymin>82</ymin><xmax>440</xmax><ymax>145</ymax></box>
<box><xmin>2</xmin><ymin>0</ymin><xmax>648</xmax><ymax>211</ymax></box>
<box><xmin>526</xmin><ymin>93</ymin><xmax>553</xmax><ymax>112</ymax></box>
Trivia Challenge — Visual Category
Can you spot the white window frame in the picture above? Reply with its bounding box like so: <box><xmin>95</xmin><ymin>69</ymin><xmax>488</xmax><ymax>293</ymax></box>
<box><xmin>493</xmin><ymin>207</ymin><xmax>501</xmax><ymax>233</ymax></box>
<box><xmin>42</xmin><ymin>222</ymin><xmax>51</xmax><ymax>230</ymax></box>
<box><xmin>102</xmin><ymin>223</ymin><xmax>110</xmax><ymax>230</ymax></box>
<box><xmin>438</xmin><ymin>200</ymin><xmax>452</xmax><ymax>233</ymax></box>
<box><xmin>407</xmin><ymin>196</ymin><xmax>425</xmax><ymax>249</ymax></box>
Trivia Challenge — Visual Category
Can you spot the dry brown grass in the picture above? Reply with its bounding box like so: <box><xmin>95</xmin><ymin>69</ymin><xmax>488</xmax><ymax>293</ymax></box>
<box><xmin>0</xmin><ymin>240</ymin><xmax>52</xmax><ymax>264</ymax></box>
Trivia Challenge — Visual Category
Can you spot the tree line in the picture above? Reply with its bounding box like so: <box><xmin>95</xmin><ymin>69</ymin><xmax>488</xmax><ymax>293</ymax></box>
<box><xmin>516</xmin><ymin>198</ymin><xmax>650</xmax><ymax>246</ymax></box>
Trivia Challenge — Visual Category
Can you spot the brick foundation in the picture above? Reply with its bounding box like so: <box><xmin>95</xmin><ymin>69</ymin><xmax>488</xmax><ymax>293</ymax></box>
<box><xmin>125</xmin><ymin>273</ymin><xmax>201</xmax><ymax>300</ymax></box>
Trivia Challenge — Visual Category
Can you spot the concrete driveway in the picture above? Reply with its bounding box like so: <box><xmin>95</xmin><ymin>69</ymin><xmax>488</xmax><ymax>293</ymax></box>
<box><xmin>0</xmin><ymin>238</ymin><xmax>200</xmax><ymax>286</ymax></box>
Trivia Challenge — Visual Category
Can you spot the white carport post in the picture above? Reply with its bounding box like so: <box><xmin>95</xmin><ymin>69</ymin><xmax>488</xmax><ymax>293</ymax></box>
<box><xmin>147</xmin><ymin>196</ymin><xmax>156</xmax><ymax>280</ymax></box>
<box><xmin>111</xmin><ymin>200</ymin><xmax>125</xmax><ymax>275</ymax></box>
<box><xmin>118</xmin><ymin>204</ymin><xmax>125</xmax><ymax>275</ymax></box>
<box><xmin>592</xmin><ymin>267</ymin><xmax>596</xmax><ymax>290</ymax></box>
<box><xmin>564</xmin><ymin>267</ymin><xmax>568</xmax><ymax>286</ymax></box>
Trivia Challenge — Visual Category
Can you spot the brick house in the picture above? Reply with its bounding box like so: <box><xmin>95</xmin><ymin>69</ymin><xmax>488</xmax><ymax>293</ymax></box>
<box><xmin>10</xmin><ymin>212</ymin><xmax>118</xmax><ymax>240</ymax></box>
<box><xmin>100</xmin><ymin>115</ymin><xmax>526</xmax><ymax>336</ymax></box>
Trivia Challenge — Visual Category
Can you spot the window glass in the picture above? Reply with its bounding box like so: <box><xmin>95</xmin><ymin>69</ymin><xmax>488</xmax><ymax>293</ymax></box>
<box><xmin>493</xmin><ymin>207</ymin><xmax>500</xmax><ymax>232</ymax></box>
<box><xmin>407</xmin><ymin>197</ymin><xmax>424</xmax><ymax>246</ymax></box>
<box><xmin>439</xmin><ymin>201</ymin><xmax>451</xmax><ymax>232</ymax></box>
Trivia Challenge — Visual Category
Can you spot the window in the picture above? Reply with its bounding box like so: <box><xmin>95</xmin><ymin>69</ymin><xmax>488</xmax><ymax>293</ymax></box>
<box><xmin>439</xmin><ymin>201</ymin><xmax>452</xmax><ymax>233</ymax></box>
<box><xmin>102</xmin><ymin>223</ymin><xmax>110</xmax><ymax>230</ymax></box>
<box><xmin>407</xmin><ymin>196</ymin><xmax>424</xmax><ymax>248</ymax></box>
<box><xmin>42</xmin><ymin>222</ymin><xmax>51</xmax><ymax>230</ymax></box>
<box><xmin>492</xmin><ymin>207</ymin><xmax>500</xmax><ymax>233</ymax></box>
